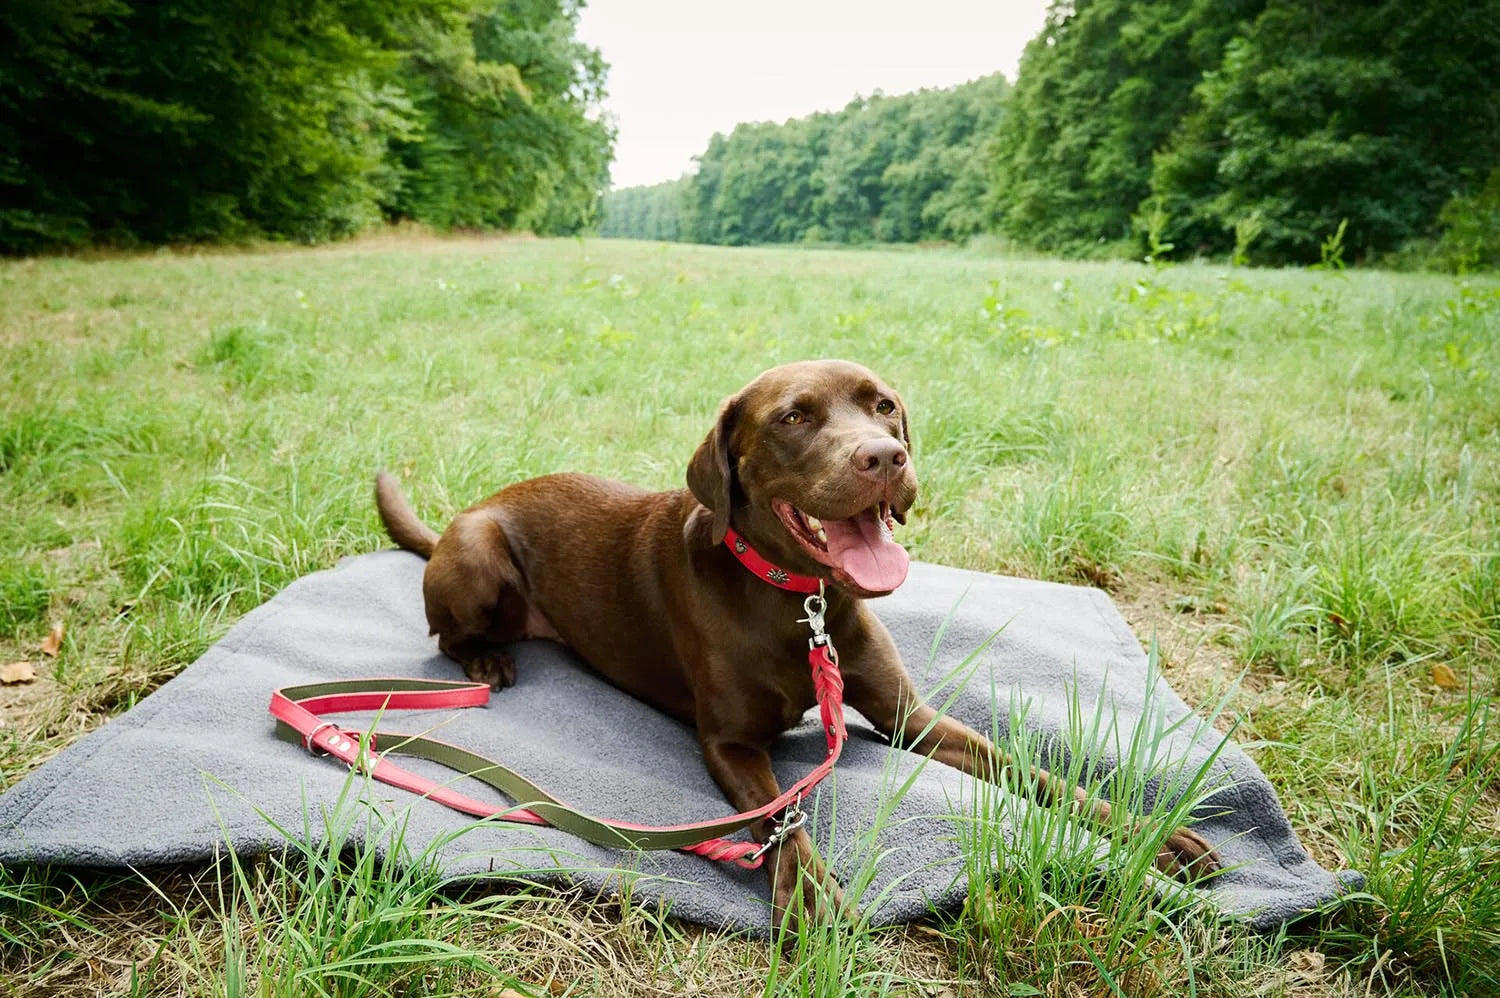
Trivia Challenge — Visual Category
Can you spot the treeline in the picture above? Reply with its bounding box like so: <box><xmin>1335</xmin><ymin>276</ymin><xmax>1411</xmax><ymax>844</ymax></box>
<box><xmin>597</xmin><ymin>180</ymin><xmax>684</xmax><ymax>242</ymax></box>
<box><xmin>1</xmin><ymin>0</ymin><xmax>611</xmax><ymax>254</ymax></box>
<box><xmin>598</xmin><ymin>74</ymin><xmax>1008</xmax><ymax>246</ymax></box>
<box><xmin>1001</xmin><ymin>0</ymin><xmax>1500</xmax><ymax>265</ymax></box>
<box><xmin>603</xmin><ymin>0</ymin><xmax>1499</xmax><ymax>268</ymax></box>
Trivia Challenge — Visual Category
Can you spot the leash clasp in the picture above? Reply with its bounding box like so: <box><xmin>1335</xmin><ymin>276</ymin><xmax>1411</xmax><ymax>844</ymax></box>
<box><xmin>798</xmin><ymin>579</ymin><xmax>828</xmax><ymax>649</ymax></box>
<box><xmin>748</xmin><ymin>799</ymin><xmax>808</xmax><ymax>862</ymax></box>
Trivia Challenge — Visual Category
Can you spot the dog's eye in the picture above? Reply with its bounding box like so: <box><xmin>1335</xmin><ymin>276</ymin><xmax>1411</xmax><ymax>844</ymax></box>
<box><xmin>781</xmin><ymin>411</ymin><xmax>804</xmax><ymax>425</ymax></box>
<box><xmin>875</xmin><ymin>399</ymin><xmax>896</xmax><ymax>415</ymax></box>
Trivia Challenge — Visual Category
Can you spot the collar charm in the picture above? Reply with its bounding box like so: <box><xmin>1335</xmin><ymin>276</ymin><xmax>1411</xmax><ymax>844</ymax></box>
<box><xmin>722</xmin><ymin>527</ymin><xmax>822</xmax><ymax>594</ymax></box>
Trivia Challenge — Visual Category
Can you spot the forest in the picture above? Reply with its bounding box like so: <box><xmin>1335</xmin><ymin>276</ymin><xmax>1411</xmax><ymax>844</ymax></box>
<box><xmin>603</xmin><ymin>0</ymin><xmax>1500</xmax><ymax>268</ymax></box>
<box><xmin>0</xmin><ymin>0</ymin><xmax>611</xmax><ymax>253</ymax></box>
<box><xmin>5</xmin><ymin>0</ymin><xmax>1497</xmax><ymax>267</ymax></box>
<box><xmin>598</xmin><ymin>74</ymin><xmax>1008</xmax><ymax>246</ymax></box>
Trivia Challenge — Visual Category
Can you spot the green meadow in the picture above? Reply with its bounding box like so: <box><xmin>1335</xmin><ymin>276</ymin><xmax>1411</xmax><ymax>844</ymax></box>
<box><xmin>2</xmin><ymin>236</ymin><xmax>1497</xmax><ymax>995</ymax></box>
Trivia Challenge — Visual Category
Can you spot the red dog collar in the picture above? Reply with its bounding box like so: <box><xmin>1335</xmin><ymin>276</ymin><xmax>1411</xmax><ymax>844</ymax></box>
<box><xmin>722</xmin><ymin>526</ymin><xmax>822</xmax><ymax>593</ymax></box>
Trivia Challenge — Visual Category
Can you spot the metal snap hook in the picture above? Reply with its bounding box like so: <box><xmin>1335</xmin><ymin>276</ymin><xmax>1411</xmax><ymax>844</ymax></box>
<box><xmin>799</xmin><ymin>590</ymin><xmax>827</xmax><ymax>637</ymax></box>
<box><xmin>748</xmin><ymin>803</ymin><xmax>809</xmax><ymax>862</ymax></box>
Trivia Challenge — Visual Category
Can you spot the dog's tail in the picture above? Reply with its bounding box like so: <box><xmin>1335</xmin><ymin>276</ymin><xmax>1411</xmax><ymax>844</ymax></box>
<box><xmin>375</xmin><ymin>471</ymin><xmax>440</xmax><ymax>558</ymax></box>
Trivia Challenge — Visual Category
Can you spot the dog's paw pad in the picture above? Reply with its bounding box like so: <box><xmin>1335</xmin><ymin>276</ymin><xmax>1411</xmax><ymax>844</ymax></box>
<box><xmin>464</xmin><ymin>654</ymin><xmax>516</xmax><ymax>690</ymax></box>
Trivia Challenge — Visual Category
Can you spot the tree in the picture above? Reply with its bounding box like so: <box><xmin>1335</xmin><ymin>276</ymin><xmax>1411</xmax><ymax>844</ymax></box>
<box><xmin>0</xmin><ymin>0</ymin><xmax>613</xmax><ymax>252</ymax></box>
<box><xmin>602</xmin><ymin>74</ymin><xmax>1010</xmax><ymax>247</ymax></box>
<box><xmin>389</xmin><ymin>0</ymin><xmax>611</xmax><ymax>235</ymax></box>
<box><xmin>1152</xmin><ymin>0</ymin><xmax>1500</xmax><ymax>263</ymax></box>
<box><xmin>598</xmin><ymin>180</ymin><xmax>684</xmax><ymax>240</ymax></box>
<box><xmin>990</xmin><ymin>0</ymin><xmax>1262</xmax><ymax>253</ymax></box>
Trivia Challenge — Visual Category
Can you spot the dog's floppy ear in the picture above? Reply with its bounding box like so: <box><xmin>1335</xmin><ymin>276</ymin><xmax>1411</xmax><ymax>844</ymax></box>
<box><xmin>895</xmin><ymin>392</ymin><xmax>912</xmax><ymax>525</ymax></box>
<box><xmin>686</xmin><ymin>394</ymin><xmax>742</xmax><ymax>545</ymax></box>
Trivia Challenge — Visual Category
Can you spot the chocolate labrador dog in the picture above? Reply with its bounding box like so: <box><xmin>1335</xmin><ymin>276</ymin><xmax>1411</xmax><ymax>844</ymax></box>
<box><xmin>375</xmin><ymin>359</ymin><xmax>1219</xmax><ymax>930</ymax></box>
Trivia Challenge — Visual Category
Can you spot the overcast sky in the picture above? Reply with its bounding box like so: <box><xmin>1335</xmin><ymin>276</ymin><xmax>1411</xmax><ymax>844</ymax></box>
<box><xmin>576</xmin><ymin>1</ymin><xmax>1051</xmax><ymax>189</ymax></box>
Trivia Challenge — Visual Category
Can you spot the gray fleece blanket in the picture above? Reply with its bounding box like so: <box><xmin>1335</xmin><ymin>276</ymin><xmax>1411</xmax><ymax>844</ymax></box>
<box><xmin>0</xmin><ymin>551</ymin><xmax>1359</xmax><ymax>931</ymax></box>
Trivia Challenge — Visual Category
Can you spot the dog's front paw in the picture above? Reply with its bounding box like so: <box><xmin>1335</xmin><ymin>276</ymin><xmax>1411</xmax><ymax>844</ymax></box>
<box><xmin>1156</xmin><ymin>824</ymin><xmax>1221</xmax><ymax>881</ymax></box>
<box><xmin>768</xmin><ymin>830</ymin><xmax>851</xmax><ymax>943</ymax></box>
<box><xmin>462</xmin><ymin>651</ymin><xmax>517</xmax><ymax>691</ymax></box>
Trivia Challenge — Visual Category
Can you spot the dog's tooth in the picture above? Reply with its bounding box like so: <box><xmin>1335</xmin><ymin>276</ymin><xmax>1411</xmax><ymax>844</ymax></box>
<box><xmin>817</xmin><ymin>528</ymin><xmax>828</xmax><ymax>544</ymax></box>
<box><xmin>806</xmin><ymin>515</ymin><xmax>822</xmax><ymax>532</ymax></box>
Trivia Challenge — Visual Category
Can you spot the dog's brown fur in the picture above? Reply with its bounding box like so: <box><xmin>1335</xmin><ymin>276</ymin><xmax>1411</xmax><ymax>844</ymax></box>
<box><xmin>376</xmin><ymin>359</ymin><xmax>1219</xmax><ymax>931</ymax></box>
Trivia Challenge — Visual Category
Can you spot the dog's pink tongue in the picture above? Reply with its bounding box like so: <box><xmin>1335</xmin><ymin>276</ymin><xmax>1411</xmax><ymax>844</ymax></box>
<box><xmin>822</xmin><ymin>510</ymin><xmax>909</xmax><ymax>592</ymax></box>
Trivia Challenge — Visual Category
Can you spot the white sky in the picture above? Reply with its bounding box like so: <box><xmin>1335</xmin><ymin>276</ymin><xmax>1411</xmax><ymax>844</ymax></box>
<box><xmin>576</xmin><ymin>1</ymin><xmax>1051</xmax><ymax>189</ymax></box>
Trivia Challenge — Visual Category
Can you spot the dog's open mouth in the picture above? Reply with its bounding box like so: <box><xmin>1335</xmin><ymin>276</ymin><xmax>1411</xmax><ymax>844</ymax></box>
<box><xmin>772</xmin><ymin>498</ymin><xmax>910</xmax><ymax>594</ymax></box>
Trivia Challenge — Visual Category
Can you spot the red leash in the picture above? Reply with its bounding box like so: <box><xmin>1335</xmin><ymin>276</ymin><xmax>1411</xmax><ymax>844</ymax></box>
<box><xmin>269</xmin><ymin>534</ymin><xmax>845</xmax><ymax>869</ymax></box>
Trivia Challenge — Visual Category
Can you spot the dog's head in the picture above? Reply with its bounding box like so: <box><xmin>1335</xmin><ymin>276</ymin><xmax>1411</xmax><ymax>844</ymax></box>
<box><xmin>686</xmin><ymin>360</ymin><xmax>918</xmax><ymax>597</ymax></box>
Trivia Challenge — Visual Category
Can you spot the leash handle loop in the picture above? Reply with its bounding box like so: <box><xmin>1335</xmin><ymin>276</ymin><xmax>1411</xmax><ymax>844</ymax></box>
<box><xmin>271</xmin><ymin>532</ymin><xmax>852</xmax><ymax>869</ymax></box>
<box><xmin>269</xmin><ymin>652</ymin><xmax>846</xmax><ymax>870</ymax></box>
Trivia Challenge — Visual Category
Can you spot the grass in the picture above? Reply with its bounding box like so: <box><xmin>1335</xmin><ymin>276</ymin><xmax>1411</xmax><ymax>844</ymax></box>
<box><xmin>1</xmin><ymin>233</ymin><xmax>1498</xmax><ymax>994</ymax></box>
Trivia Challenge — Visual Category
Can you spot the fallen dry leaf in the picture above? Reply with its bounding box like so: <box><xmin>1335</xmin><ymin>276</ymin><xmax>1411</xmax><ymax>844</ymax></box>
<box><xmin>1432</xmin><ymin>663</ymin><xmax>1462</xmax><ymax>690</ymax></box>
<box><xmin>1287</xmin><ymin>948</ymin><xmax>1327</xmax><ymax>977</ymax></box>
<box><xmin>40</xmin><ymin>621</ymin><xmax>64</xmax><ymax>657</ymax></box>
<box><xmin>1</xmin><ymin>661</ymin><xmax>38</xmax><ymax>684</ymax></box>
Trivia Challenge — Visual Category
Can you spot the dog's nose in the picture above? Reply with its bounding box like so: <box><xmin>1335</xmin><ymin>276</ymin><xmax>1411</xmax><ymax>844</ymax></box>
<box><xmin>852</xmin><ymin>437</ymin><xmax>909</xmax><ymax>481</ymax></box>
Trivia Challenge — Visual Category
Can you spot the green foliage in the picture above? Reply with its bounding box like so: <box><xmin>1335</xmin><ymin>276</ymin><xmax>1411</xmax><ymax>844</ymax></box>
<box><xmin>0</xmin><ymin>558</ymin><xmax>50</xmax><ymax>637</ymax></box>
<box><xmin>1152</xmin><ymin>0</ymin><xmax>1500</xmax><ymax>264</ymax></box>
<box><xmin>992</xmin><ymin>0</ymin><xmax>1261</xmax><ymax>255</ymax></box>
<box><xmin>0</xmin><ymin>0</ymin><xmax>612</xmax><ymax>252</ymax></box>
<box><xmin>388</xmin><ymin>1</ymin><xmax>611</xmax><ymax>234</ymax></box>
<box><xmin>989</xmin><ymin>0</ymin><xmax>1500</xmax><ymax>267</ymax></box>
<box><xmin>1310</xmin><ymin>218</ymin><xmax>1349</xmax><ymax>272</ymax></box>
<box><xmin>596</xmin><ymin>179</ymin><xmax>683</xmax><ymax>240</ymax></box>
<box><xmin>602</xmin><ymin>74</ymin><xmax>1009</xmax><ymax>246</ymax></box>
<box><xmin>1231</xmin><ymin>211</ymin><xmax>1264</xmax><ymax>266</ymax></box>
<box><xmin>211</xmin><ymin>784</ymin><xmax>531</xmax><ymax>996</ymax></box>
<box><xmin>1433</xmin><ymin>168</ymin><xmax>1500</xmax><ymax>272</ymax></box>
<box><xmin>1014</xmin><ymin>445</ymin><xmax>1131</xmax><ymax>587</ymax></box>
